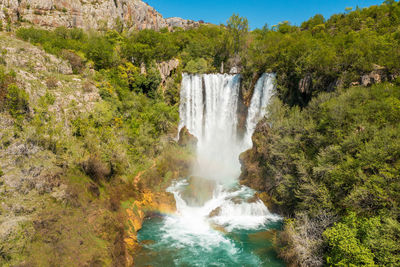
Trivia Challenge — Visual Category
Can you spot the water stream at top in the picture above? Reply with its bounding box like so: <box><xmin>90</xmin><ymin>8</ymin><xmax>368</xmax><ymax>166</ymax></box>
<box><xmin>136</xmin><ymin>73</ymin><xmax>284</xmax><ymax>266</ymax></box>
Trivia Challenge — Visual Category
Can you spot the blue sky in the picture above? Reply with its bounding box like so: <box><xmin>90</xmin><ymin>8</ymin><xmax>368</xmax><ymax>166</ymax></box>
<box><xmin>146</xmin><ymin>0</ymin><xmax>384</xmax><ymax>29</ymax></box>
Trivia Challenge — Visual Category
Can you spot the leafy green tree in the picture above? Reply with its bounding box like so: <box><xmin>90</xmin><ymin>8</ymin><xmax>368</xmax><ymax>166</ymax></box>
<box><xmin>183</xmin><ymin>58</ymin><xmax>210</xmax><ymax>74</ymax></box>
<box><xmin>301</xmin><ymin>14</ymin><xmax>325</xmax><ymax>30</ymax></box>
<box><xmin>226</xmin><ymin>14</ymin><xmax>249</xmax><ymax>53</ymax></box>
<box><xmin>85</xmin><ymin>36</ymin><xmax>116</xmax><ymax>69</ymax></box>
<box><xmin>323</xmin><ymin>219</ymin><xmax>376</xmax><ymax>266</ymax></box>
<box><xmin>117</xmin><ymin>62</ymin><xmax>161</xmax><ymax>97</ymax></box>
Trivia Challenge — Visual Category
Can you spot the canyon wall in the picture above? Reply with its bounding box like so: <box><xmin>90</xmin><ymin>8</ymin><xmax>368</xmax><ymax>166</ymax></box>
<box><xmin>0</xmin><ymin>0</ymin><xmax>200</xmax><ymax>31</ymax></box>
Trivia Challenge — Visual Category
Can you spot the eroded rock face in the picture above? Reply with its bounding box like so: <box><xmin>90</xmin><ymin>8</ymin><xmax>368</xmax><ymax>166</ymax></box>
<box><xmin>178</xmin><ymin>126</ymin><xmax>198</xmax><ymax>147</ymax></box>
<box><xmin>1</xmin><ymin>0</ymin><xmax>199</xmax><ymax>31</ymax></box>
<box><xmin>299</xmin><ymin>74</ymin><xmax>312</xmax><ymax>94</ymax></box>
<box><xmin>165</xmin><ymin>17</ymin><xmax>200</xmax><ymax>29</ymax></box>
<box><xmin>157</xmin><ymin>58</ymin><xmax>179</xmax><ymax>84</ymax></box>
<box><xmin>361</xmin><ymin>70</ymin><xmax>387</xmax><ymax>86</ymax></box>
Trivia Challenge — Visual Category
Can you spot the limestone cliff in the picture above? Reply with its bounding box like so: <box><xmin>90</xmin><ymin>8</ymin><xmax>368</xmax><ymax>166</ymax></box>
<box><xmin>0</xmin><ymin>0</ymin><xmax>200</xmax><ymax>31</ymax></box>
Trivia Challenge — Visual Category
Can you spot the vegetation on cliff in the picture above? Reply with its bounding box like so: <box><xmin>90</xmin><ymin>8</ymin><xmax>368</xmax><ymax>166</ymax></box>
<box><xmin>241</xmin><ymin>82</ymin><xmax>400</xmax><ymax>266</ymax></box>
<box><xmin>0</xmin><ymin>31</ymin><xmax>191</xmax><ymax>266</ymax></box>
<box><xmin>237</xmin><ymin>2</ymin><xmax>400</xmax><ymax>266</ymax></box>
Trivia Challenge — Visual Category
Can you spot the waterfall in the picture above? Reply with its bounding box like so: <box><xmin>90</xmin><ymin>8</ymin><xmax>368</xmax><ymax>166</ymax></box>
<box><xmin>157</xmin><ymin>73</ymin><xmax>280</xmax><ymax>259</ymax></box>
<box><xmin>243</xmin><ymin>73</ymin><xmax>276</xmax><ymax>149</ymax></box>
<box><xmin>179</xmin><ymin>74</ymin><xmax>243</xmax><ymax>183</ymax></box>
<box><xmin>178</xmin><ymin>73</ymin><xmax>276</xmax><ymax>184</ymax></box>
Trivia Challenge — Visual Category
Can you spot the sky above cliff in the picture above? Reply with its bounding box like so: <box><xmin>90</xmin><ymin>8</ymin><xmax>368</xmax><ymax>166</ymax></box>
<box><xmin>146</xmin><ymin>0</ymin><xmax>384</xmax><ymax>29</ymax></box>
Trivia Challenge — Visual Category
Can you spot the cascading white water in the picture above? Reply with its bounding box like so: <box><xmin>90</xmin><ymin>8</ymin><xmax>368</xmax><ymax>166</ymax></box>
<box><xmin>136</xmin><ymin>73</ymin><xmax>283</xmax><ymax>266</ymax></box>
<box><xmin>178</xmin><ymin>74</ymin><xmax>243</xmax><ymax>182</ymax></box>
<box><xmin>166</xmin><ymin>73</ymin><xmax>279</xmax><ymax>235</ymax></box>
<box><xmin>243</xmin><ymin>73</ymin><xmax>276</xmax><ymax>149</ymax></box>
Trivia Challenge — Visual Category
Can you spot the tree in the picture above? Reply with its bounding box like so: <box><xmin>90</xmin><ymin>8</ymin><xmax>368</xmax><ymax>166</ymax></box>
<box><xmin>384</xmin><ymin>0</ymin><xmax>395</xmax><ymax>6</ymax></box>
<box><xmin>85</xmin><ymin>36</ymin><xmax>116</xmax><ymax>69</ymax></box>
<box><xmin>226</xmin><ymin>14</ymin><xmax>249</xmax><ymax>53</ymax></box>
<box><xmin>301</xmin><ymin>14</ymin><xmax>325</xmax><ymax>30</ymax></box>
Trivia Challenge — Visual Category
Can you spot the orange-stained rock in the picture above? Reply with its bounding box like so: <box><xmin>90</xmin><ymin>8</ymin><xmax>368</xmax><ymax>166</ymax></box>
<box><xmin>123</xmin><ymin>189</ymin><xmax>176</xmax><ymax>260</ymax></box>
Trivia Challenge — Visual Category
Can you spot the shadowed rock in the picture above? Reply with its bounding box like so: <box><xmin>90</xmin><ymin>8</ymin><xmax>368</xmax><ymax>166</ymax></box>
<box><xmin>178</xmin><ymin>126</ymin><xmax>198</xmax><ymax>147</ymax></box>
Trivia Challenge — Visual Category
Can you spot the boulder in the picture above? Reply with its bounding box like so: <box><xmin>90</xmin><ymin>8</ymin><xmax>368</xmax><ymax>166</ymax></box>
<box><xmin>208</xmin><ymin>207</ymin><xmax>221</xmax><ymax>218</ymax></box>
<box><xmin>361</xmin><ymin>64</ymin><xmax>388</xmax><ymax>87</ymax></box>
<box><xmin>361</xmin><ymin>74</ymin><xmax>373</xmax><ymax>87</ymax></box>
<box><xmin>229</xmin><ymin>66</ymin><xmax>240</xmax><ymax>74</ymax></box>
<box><xmin>178</xmin><ymin>126</ymin><xmax>197</xmax><ymax>147</ymax></box>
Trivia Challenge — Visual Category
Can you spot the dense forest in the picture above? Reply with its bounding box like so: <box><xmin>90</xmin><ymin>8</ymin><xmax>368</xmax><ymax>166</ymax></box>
<box><xmin>15</xmin><ymin>0</ymin><xmax>400</xmax><ymax>107</ymax></box>
<box><xmin>0</xmin><ymin>0</ymin><xmax>399</xmax><ymax>266</ymax></box>
<box><xmin>241</xmin><ymin>83</ymin><xmax>400</xmax><ymax>266</ymax></box>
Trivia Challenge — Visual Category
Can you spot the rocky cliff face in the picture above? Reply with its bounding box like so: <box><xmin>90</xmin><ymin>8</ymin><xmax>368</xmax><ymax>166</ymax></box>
<box><xmin>0</xmin><ymin>0</ymin><xmax>200</xmax><ymax>31</ymax></box>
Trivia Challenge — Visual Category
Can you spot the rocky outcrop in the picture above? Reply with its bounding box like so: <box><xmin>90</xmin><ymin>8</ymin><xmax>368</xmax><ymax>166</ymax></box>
<box><xmin>157</xmin><ymin>58</ymin><xmax>179</xmax><ymax>84</ymax></box>
<box><xmin>0</xmin><ymin>0</ymin><xmax>200</xmax><ymax>31</ymax></box>
<box><xmin>360</xmin><ymin>65</ymin><xmax>388</xmax><ymax>87</ymax></box>
<box><xmin>178</xmin><ymin>126</ymin><xmax>198</xmax><ymax>147</ymax></box>
<box><xmin>228</xmin><ymin>54</ymin><xmax>242</xmax><ymax>74</ymax></box>
<box><xmin>181</xmin><ymin>176</ymin><xmax>216</xmax><ymax>206</ymax></box>
<box><xmin>298</xmin><ymin>74</ymin><xmax>312</xmax><ymax>94</ymax></box>
<box><xmin>124</xmin><ymin>190</ymin><xmax>176</xmax><ymax>266</ymax></box>
<box><xmin>165</xmin><ymin>17</ymin><xmax>201</xmax><ymax>29</ymax></box>
<box><xmin>239</xmin><ymin>119</ymin><xmax>277</xmax><ymax>210</ymax></box>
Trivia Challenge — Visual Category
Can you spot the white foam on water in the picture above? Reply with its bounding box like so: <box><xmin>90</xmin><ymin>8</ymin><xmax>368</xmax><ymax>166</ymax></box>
<box><xmin>162</xmin><ymin>180</ymin><xmax>239</xmax><ymax>252</ymax></box>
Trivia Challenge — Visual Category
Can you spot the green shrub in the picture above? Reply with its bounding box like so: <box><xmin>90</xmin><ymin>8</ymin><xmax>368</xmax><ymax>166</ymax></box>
<box><xmin>85</xmin><ymin>36</ymin><xmax>116</xmax><ymax>70</ymax></box>
<box><xmin>82</xmin><ymin>154</ymin><xmax>111</xmax><ymax>182</ymax></box>
<box><xmin>5</xmin><ymin>84</ymin><xmax>29</xmax><ymax>118</ymax></box>
<box><xmin>394</xmin><ymin>76</ymin><xmax>400</xmax><ymax>86</ymax></box>
<box><xmin>16</xmin><ymin>27</ymin><xmax>88</xmax><ymax>57</ymax></box>
<box><xmin>324</xmin><ymin>217</ymin><xmax>376</xmax><ymax>266</ymax></box>
<box><xmin>38</xmin><ymin>91</ymin><xmax>55</xmax><ymax>108</ymax></box>
<box><xmin>6</xmin><ymin>20</ymin><xmax>11</xmax><ymax>32</ymax></box>
<box><xmin>45</xmin><ymin>77</ymin><xmax>58</xmax><ymax>89</ymax></box>
<box><xmin>183</xmin><ymin>58</ymin><xmax>210</xmax><ymax>74</ymax></box>
<box><xmin>61</xmin><ymin>50</ymin><xmax>84</xmax><ymax>74</ymax></box>
<box><xmin>324</xmin><ymin>213</ymin><xmax>400</xmax><ymax>266</ymax></box>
